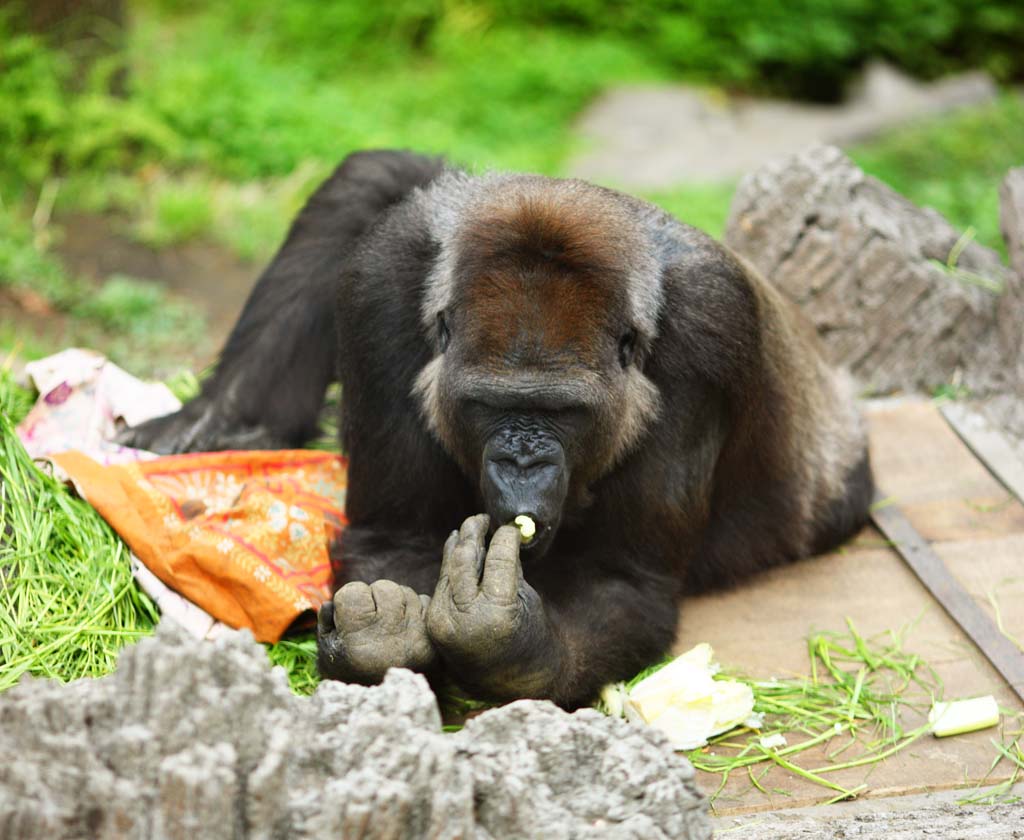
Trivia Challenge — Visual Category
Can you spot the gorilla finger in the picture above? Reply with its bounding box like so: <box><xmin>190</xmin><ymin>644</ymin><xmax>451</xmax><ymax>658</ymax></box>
<box><xmin>369</xmin><ymin>580</ymin><xmax>407</xmax><ymax>630</ymax></box>
<box><xmin>458</xmin><ymin>514</ymin><xmax>490</xmax><ymax>551</ymax></box>
<box><xmin>480</xmin><ymin>525</ymin><xmax>522</xmax><ymax>604</ymax></box>
<box><xmin>400</xmin><ymin>586</ymin><xmax>425</xmax><ymax>622</ymax></box>
<box><xmin>335</xmin><ymin>581</ymin><xmax>378</xmax><ymax>630</ymax></box>
<box><xmin>418</xmin><ymin>593</ymin><xmax>431</xmax><ymax>615</ymax></box>
<box><xmin>438</xmin><ymin>530</ymin><xmax>458</xmax><ymax>575</ymax></box>
<box><xmin>447</xmin><ymin>536</ymin><xmax>485</xmax><ymax>607</ymax></box>
<box><xmin>437</xmin><ymin>518</ymin><xmax>486</xmax><ymax>605</ymax></box>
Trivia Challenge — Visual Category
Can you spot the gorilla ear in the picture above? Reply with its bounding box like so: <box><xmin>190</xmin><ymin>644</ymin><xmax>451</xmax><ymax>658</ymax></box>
<box><xmin>437</xmin><ymin>312</ymin><xmax>451</xmax><ymax>352</ymax></box>
<box><xmin>618</xmin><ymin>328</ymin><xmax>638</xmax><ymax>368</ymax></box>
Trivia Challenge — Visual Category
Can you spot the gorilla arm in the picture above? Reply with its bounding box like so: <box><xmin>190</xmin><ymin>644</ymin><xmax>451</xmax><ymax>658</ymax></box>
<box><xmin>119</xmin><ymin>151</ymin><xmax>445</xmax><ymax>453</ymax></box>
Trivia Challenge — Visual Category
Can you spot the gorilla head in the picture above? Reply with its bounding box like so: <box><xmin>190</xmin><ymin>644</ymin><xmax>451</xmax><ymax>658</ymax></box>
<box><xmin>414</xmin><ymin>179</ymin><xmax>663</xmax><ymax>556</ymax></box>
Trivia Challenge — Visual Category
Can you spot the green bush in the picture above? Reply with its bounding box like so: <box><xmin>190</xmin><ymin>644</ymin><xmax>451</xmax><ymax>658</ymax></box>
<box><xmin>0</xmin><ymin>15</ymin><xmax>69</xmax><ymax>186</ymax></box>
<box><xmin>4</xmin><ymin>1</ymin><xmax>1021</xmax><ymax>188</ymax></box>
<box><xmin>159</xmin><ymin>0</ymin><xmax>1024</xmax><ymax>101</ymax></box>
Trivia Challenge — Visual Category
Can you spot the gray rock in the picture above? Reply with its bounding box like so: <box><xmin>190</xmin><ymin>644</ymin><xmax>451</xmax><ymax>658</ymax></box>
<box><xmin>716</xmin><ymin>785</ymin><xmax>1024</xmax><ymax>839</ymax></box>
<box><xmin>724</xmin><ymin>145</ymin><xmax>1016</xmax><ymax>398</ymax></box>
<box><xmin>1000</xmin><ymin>167</ymin><xmax>1024</xmax><ymax>281</ymax></box>
<box><xmin>0</xmin><ymin>623</ymin><xmax>710</xmax><ymax>840</ymax></box>
<box><xmin>978</xmin><ymin>168</ymin><xmax>1024</xmax><ymax>457</ymax></box>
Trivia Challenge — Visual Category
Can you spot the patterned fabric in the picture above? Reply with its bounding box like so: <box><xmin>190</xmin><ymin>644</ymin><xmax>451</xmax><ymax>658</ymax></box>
<box><xmin>52</xmin><ymin>450</ymin><xmax>348</xmax><ymax>642</ymax></box>
<box><xmin>17</xmin><ymin>348</ymin><xmax>181</xmax><ymax>464</ymax></box>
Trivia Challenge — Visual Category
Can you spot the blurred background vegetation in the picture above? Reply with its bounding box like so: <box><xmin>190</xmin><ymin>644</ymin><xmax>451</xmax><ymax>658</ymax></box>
<box><xmin>1</xmin><ymin>0</ymin><xmax>1023</xmax><ymax>377</ymax></box>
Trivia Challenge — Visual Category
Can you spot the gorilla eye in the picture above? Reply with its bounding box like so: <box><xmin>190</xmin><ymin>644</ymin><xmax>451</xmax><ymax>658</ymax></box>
<box><xmin>437</xmin><ymin>312</ymin><xmax>451</xmax><ymax>352</ymax></box>
<box><xmin>618</xmin><ymin>329</ymin><xmax>638</xmax><ymax>368</ymax></box>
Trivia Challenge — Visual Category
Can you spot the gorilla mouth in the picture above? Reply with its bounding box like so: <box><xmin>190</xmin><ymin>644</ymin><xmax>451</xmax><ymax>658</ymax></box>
<box><xmin>518</xmin><ymin>519</ymin><xmax>557</xmax><ymax>557</ymax></box>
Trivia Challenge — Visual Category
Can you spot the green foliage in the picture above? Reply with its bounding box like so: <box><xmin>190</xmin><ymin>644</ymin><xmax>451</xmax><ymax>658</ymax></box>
<box><xmin>0</xmin><ymin>203</ymin><xmax>77</xmax><ymax>307</ymax></box>
<box><xmin>150</xmin><ymin>0</ymin><xmax>1024</xmax><ymax>103</ymax></box>
<box><xmin>71</xmin><ymin>274</ymin><xmax>189</xmax><ymax>334</ymax></box>
<box><xmin>4</xmin><ymin>1</ymin><xmax>1022</xmax><ymax>222</ymax></box>
<box><xmin>0</xmin><ymin>13</ymin><xmax>68</xmax><ymax>186</ymax></box>
<box><xmin>641</xmin><ymin>182</ymin><xmax>737</xmax><ymax>240</ymax></box>
<box><xmin>507</xmin><ymin>0</ymin><xmax>1024</xmax><ymax>97</ymax></box>
<box><xmin>124</xmin><ymin>16</ymin><xmax>651</xmax><ymax>179</ymax></box>
<box><xmin>133</xmin><ymin>178</ymin><xmax>215</xmax><ymax>248</ymax></box>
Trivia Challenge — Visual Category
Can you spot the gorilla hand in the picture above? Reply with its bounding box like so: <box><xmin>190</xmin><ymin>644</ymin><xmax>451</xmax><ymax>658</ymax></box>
<box><xmin>116</xmin><ymin>395</ymin><xmax>285</xmax><ymax>454</ymax></box>
<box><xmin>317</xmin><ymin>580</ymin><xmax>436</xmax><ymax>683</ymax></box>
<box><xmin>426</xmin><ymin>514</ymin><xmax>560</xmax><ymax>699</ymax></box>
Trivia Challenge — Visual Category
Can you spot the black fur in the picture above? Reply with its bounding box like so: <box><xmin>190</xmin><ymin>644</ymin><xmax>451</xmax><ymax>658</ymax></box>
<box><xmin>123</xmin><ymin>149</ymin><xmax>873</xmax><ymax>708</ymax></box>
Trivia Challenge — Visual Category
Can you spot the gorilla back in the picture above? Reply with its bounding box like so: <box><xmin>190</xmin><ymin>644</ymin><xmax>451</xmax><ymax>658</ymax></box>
<box><xmin>122</xmin><ymin>150</ymin><xmax>873</xmax><ymax>708</ymax></box>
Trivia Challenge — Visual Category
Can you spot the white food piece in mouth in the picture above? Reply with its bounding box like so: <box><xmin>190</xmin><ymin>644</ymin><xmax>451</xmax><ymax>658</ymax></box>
<box><xmin>513</xmin><ymin>514</ymin><xmax>536</xmax><ymax>543</ymax></box>
<box><xmin>928</xmin><ymin>695</ymin><xmax>1000</xmax><ymax>737</ymax></box>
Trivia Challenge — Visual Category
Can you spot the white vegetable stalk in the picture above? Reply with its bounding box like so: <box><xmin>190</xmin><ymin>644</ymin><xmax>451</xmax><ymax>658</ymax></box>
<box><xmin>928</xmin><ymin>695</ymin><xmax>1000</xmax><ymax>737</ymax></box>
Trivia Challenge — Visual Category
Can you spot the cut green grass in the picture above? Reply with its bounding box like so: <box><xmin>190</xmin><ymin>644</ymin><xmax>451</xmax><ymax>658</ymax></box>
<box><xmin>265</xmin><ymin>633</ymin><xmax>319</xmax><ymax>695</ymax></box>
<box><xmin>0</xmin><ymin>401</ymin><xmax>159</xmax><ymax>690</ymax></box>
<box><xmin>0</xmin><ymin>372</ymin><xmax>325</xmax><ymax>695</ymax></box>
<box><xmin>610</xmin><ymin>618</ymin><xmax>948</xmax><ymax>807</ymax></box>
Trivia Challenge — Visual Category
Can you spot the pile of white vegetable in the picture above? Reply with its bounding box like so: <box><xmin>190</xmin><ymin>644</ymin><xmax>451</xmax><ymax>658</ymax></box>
<box><xmin>600</xmin><ymin>643</ymin><xmax>759</xmax><ymax>750</ymax></box>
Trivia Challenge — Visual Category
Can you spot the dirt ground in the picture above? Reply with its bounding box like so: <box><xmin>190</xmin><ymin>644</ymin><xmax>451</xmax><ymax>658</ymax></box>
<box><xmin>55</xmin><ymin>212</ymin><xmax>257</xmax><ymax>352</ymax></box>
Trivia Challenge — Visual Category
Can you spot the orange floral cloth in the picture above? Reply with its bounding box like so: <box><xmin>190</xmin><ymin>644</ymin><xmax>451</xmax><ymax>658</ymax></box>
<box><xmin>53</xmin><ymin>449</ymin><xmax>348</xmax><ymax>642</ymax></box>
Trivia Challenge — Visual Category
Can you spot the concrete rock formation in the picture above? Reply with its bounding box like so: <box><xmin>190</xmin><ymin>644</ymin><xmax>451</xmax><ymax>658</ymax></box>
<box><xmin>724</xmin><ymin>145</ymin><xmax>1019</xmax><ymax>399</ymax></box>
<box><xmin>981</xmin><ymin>168</ymin><xmax>1024</xmax><ymax>453</ymax></box>
<box><xmin>0</xmin><ymin>622</ymin><xmax>711</xmax><ymax>840</ymax></box>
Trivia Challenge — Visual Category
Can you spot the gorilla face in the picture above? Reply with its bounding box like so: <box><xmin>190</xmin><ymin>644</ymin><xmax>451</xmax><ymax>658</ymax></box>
<box><xmin>421</xmin><ymin>295</ymin><xmax>652</xmax><ymax>558</ymax></box>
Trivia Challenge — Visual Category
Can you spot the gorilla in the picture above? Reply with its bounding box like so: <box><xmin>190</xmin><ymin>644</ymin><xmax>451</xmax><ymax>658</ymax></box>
<box><xmin>122</xmin><ymin>150</ymin><xmax>873</xmax><ymax>708</ymax></box>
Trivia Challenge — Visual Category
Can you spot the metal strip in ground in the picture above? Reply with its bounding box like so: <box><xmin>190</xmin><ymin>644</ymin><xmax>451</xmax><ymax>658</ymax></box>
<box><xmin>871</xmin><ymin>498</ymin><xmax>1024</xmax><ymax>706</ymax></box>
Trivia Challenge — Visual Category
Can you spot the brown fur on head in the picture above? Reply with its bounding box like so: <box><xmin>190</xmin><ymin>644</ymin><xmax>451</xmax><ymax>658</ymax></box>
<box><xmin>413</xmin><ymin>177</ymin><xmax>663</xmax><ymax>506</ymax></box>
<box><xmin>452</xmin><ymin>194</ymin><xmax>633</xmax><ymax>370</ymax></box>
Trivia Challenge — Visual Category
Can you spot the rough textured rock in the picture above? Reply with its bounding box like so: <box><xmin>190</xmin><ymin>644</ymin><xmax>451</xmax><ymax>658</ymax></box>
<box><xmin>1002</xmin><ymin>168</ymin><xmax>1024</xmax><ymax>281</ymax></box>
<box><xmin>724</xmin><ymin>145</ymin><xmax>1019</xmax><ymax>398</ymax></box>
<box><xmin>978</xmin><ymin>167</ymin><xmax>1024</xmax><ymax>457</ymax></box>
<box><xmin>0</xmin><ymin>623</ymin><xmax>710</xmax><ymax>840</ymax></box>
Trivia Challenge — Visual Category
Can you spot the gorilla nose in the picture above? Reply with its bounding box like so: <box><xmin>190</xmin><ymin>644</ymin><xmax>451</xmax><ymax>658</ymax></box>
<box><xmin>481</xmin><ymin>441</ymin><xmax>568</xmax><ymax>540</ymax></box>
<box><xmin>484</xmin><ymin>456</ymin><xmax>561</xmax><ymax>504</ymax></box>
